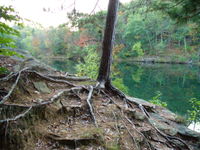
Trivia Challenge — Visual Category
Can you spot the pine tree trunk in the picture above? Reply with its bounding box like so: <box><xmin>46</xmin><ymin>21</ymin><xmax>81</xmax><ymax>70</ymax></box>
<box><xmin>97</xmin><ymin>0</ymin><xmax>119</xmax><ymax>87</ymax></box>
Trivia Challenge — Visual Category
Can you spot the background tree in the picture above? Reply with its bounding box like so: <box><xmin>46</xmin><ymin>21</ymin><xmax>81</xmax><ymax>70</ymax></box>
<box><xmin>150</xmin><ymin>0</ymin><xmax>200</xmax><ymax>25</ymax></box>
<box><xmin>0</xmin><ymin>6</ymin><xmax>22</xmax><ymax>49</ymax></box>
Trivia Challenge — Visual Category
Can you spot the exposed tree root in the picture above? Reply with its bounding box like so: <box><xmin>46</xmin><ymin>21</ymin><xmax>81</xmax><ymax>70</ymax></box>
<box><xmin>122</xmin><ymin>120</ymin><xmax>140</xmax><ymax>150</ymax></box>
<box><xmin>47</xmin><ymin>133</ymin><xmax>97</xmax><ymax>149</ymax></box>
<box><xmin>1</xmin><ymin>66</ymin><xmax>199</xmax><ymax>150</ymax></box>
<box><xmin>86</xmin><ymin>86</ymin><xmax>98</xmax><ymax>127</ymax></box>
<box><xmin>0</xmin><ymin>106</ymin><xmax>32</xmax><ymax>123</ymax></box>
<box><xmin>27</xmin><ymin>70</ymin><xmax>76</xmax><ymax>87</ymax></box>
<box><xmin>0</xmin><ymin>72</ymin><xmax>17</xmax><ymax>82</ymax></box>
<box><xmin>138</xmin><ymin>104</ymin><xmax>192</xmax><ymax>150</ymax></box>
<box><xmin>0</xmin><ymin>67</ymin><xmax>29</xmax><ymax>104</ymax></box>
<box><xmin>0</xmin><ymin>87</ymin><xmax>83</xmax><ymax>124</ymax></box>
<box><xmin>0</xmin><ymin>67</ymin><xmax>81</xmax><ymax>105</ymax></box>
<box><xmin>47</xmin><ymin>75</ymin><xmax>91</xmax><ymax>81</ymax></box>
<box><xmin>104</xmin><ymin>83</ymin><xmax>192</xmax><ymax>150</ymax></box>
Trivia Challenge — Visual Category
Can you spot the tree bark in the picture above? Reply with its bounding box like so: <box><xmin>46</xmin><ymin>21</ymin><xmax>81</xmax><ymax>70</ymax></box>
<box><xmin>97</xmin><ymin>0</ymin><xmax>119</xmax><ymax>87</ymax></box>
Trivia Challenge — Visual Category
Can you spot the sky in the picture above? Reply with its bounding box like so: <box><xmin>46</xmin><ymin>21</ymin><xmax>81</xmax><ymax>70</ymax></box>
<box><xmin>0</xmin><ymin>0</ymin><xmax>131</xmax><ymax>27</ymax></box>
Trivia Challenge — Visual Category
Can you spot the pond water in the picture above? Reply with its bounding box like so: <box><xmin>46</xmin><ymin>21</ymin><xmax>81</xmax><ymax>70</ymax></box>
<box><xmin>115</xmin><ymin>62</ymin><xmax>200</xmax><ymax>116</ymax></box>
<box><xmin>45</xmin><ymin>59</ymin><xmax>200</xmax><ymax>130</ymax></box>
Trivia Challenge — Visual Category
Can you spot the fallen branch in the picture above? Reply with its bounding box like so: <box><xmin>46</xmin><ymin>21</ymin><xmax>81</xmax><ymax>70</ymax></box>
<box><xmin>86</xmin><ymin>86</ymin><xmax>98</xmax><ymax>127</ymax></box>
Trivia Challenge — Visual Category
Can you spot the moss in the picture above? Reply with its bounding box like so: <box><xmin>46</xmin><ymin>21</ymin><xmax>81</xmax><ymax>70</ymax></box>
<box><xmin>80</xmin><ymin>127</ymin><xmax>104</xmax><ymax>139</ymax></box>
<box><xmin>106</xmin><ymin>143</ymin><xmax>120</xmax><ymax>150</ymax></box>
<box><xmin>175</xmin><ymin>115</ymin><xmax>187</xmax><ymax>125</ymax></box>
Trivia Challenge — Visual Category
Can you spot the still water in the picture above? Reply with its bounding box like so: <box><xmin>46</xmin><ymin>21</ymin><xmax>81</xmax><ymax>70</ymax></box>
<box><xmin>115</xmin><ymin>62</ymin><xmax>200</xmax><ymax>116</ymax></box>
<box><xmin>46</xmin><ymin>59</ymin><xmax>200</xmax><ymax>118</ymax></box>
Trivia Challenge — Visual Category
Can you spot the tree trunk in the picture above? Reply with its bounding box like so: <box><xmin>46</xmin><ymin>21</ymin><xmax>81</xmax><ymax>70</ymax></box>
<box><xmin>97</xmin><ymin>0</ymin><xmax>119</xmax><ymax>87</ymax></box>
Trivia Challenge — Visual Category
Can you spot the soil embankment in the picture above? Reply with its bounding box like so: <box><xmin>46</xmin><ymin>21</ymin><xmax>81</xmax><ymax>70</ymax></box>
<box><xmin>0</xmin><ymin>55</ymin><xmax>200</xmax><ymax>150</ymax></box>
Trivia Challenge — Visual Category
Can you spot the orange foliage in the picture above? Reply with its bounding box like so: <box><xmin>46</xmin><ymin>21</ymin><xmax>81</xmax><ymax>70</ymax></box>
<box><xmin>75</xmin><ymin>34</ymin><xmax>95</xmax><ymax>47</ymax></box>
<box><xmin>32</xmin><ymin>37</ymin><xmax>40</xmax><ymax>47</ymax></box>
<box><xmin>113</xmin><ymin>44</ymin><xmax>125</xmax><ymax>55</ymax></box>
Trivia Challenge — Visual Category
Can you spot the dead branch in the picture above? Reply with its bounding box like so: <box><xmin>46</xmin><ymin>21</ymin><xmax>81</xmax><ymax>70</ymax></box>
<box><xmin>86</xmin><ymin>86</ymin><xmax>98</xmax><ymax>127</ymax></box>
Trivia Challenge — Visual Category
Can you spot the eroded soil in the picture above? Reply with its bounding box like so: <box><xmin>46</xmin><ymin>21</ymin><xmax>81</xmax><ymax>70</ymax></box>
<box><xmin>0</xmin><ymin>56</ymin><xmax>200</xmax><ymax>150</ymax></box>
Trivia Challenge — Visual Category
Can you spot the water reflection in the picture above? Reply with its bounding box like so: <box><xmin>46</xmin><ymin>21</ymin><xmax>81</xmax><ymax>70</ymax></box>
<box><xmin>44</xmin><ymin>58</ymin><xmax>77</xmax><ymax>73</ymax></box>
<box><xmin>115</xmin><ymin>62</ymin><xmax>200</xmax><ymax>117</ymax></box>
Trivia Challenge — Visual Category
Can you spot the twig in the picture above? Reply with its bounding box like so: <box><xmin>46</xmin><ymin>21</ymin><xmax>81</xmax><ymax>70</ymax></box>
<box><xmin>90</xmin><ymin>0</ymin><xmax>100</xmax><ymax>15</ymax></box>
<box><xmin>4</xmin><ymin>120</ymin><xmax>9</xmax><ymax>137</ymax></box>
<box><xmin>86</xmin><ymin>86</ymin><xmax>98</xmax><ymax>127</ymax></box>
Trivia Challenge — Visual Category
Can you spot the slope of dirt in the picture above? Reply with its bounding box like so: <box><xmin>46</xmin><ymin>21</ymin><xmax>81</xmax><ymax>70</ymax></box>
<box><xmin>0</xmin><ymin>55</ymin><xmax>200</xmax><ymax>150</ymax></box>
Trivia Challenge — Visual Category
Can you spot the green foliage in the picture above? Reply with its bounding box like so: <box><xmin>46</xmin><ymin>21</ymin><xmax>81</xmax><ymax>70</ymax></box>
<box><xmin>150</xmin><ymin>0</ymin><xmax>200</xmax><ymax>24</ymax></box>
<box><xmin>7</xmin><ymin>0</ymin><xmax>200</xmax><ymax>64</ymax></box>
<box><xmin>175</xmin><ymin>115</ymin><xmax>187</xmax><ymax>124</ymax></box>
<box><xmin>76</xmin><ymin>45</ymin><xmax>99</xmax><ymax>79</ymax></box>
<box><xmin>132</xmin><ymin>67</ymin><xmax>143</xmax><ymax>83</ymax></box>
<box><xmin>0</xmin><ymin>6</ymin><xmax>23</xmax><ymax>57</ymax></box>
<box><xmin>149</xmin><ymin>91</ymin><xmax>167</xmax><ymax>107</ymax></box>
<box><xmin>0</xmin><ymin>48</ymin><xmax>24</xmax><ymax>58</ymax></box>
<box><xmin>0</xmin><ymin>6</ymin><xmax>21</xmax><ymax>42</ymax></box>
<box><xmin>0</xmin><ymin>67</ymin><xmax>9</xmax><ymax>75</ymax></box>
<box><xmin>132</xmin><ymin>42</ymin><xmax>144</xmax><ymax>57</ymax></box>
<box><xmin>112</xmin><ymin>78</ymin><xmax>128</xmax><ymax>94</ymax></box>
<box><xmin>187</xmin><ymin>98</ymin><xmax>200</xmax><ymax>124</ymax></box>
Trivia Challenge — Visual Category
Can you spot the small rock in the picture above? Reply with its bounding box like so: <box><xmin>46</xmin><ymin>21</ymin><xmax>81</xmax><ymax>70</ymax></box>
<box><xmin>37</xmin><ymin>99</ymin><xmax>43</xmax><ymax>103</ymax></box>
<box><xmin>149</xmin><ymin>119</ymin><xmax>178</xmax><ymax>136</ymax></box>
<box><xmin>33</xmin><ymin>82</ymin><xmax>51</xmax><ymax>94</ymax></box>
<box><xmin>134</xmin><ymin>111</ymin><xmax>145</xmax><ymax>120</ymax></box>
<box><xmin>13</xmin><ymin>65</ymin><xmax>20</xmax><ymax>72</ymax></box>
<box><xmin>176</xmin><ymin>124</ymin><xmax>200</xmax><ymax>139</ymax></box>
